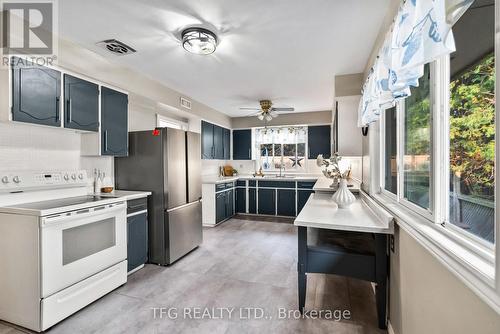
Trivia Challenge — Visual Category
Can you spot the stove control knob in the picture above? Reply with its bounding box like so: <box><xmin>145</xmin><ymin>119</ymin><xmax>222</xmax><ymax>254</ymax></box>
<box><xmin>13</xmin><ymin>176</ymin><xmax>20</xmax><ymax>183</ymax></box>
<box><xmin>71</xmin><ymin>174</ymin><xmax>77</xmax><ymax>180</ymax></box>
<box><xmin>78</xmin><ymin>173</ymin><xmax>84</xmax><ymax>180</ymax></box>
<box><xmin>1</xmin><ymin>176</ymin><xmax>9</xmax><ymax>184</ymax></box>
<box><xmin>64</xmin><ymin>174</ymin><xmax>69</xmax><ymax>181</ymax></box>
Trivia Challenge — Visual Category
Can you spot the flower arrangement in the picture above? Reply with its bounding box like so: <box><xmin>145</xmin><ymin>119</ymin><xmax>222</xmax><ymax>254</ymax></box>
<box><xmin>317</xmin><ymin>153</ymin><xmax>355</xmax><ymax>208</ymax></box>
<box><xmin>316</xmin><ymin>153</ymin><xmax>351</xmax><ymax>181</ymax></box>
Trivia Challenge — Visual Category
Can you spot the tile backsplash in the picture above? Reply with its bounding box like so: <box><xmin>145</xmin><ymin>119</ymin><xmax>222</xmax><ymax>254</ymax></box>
<box><xmin>0</xmin><ymin>123</ymin><xmax>113</xmax><ymax>183</ymax></box>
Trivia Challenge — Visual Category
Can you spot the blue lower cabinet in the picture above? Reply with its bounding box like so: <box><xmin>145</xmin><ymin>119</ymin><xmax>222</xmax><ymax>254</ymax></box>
<box><xmin>127</xmin><ymin>212</ymin><xmax>148</xmax><ymax>272</ymax></box>
<box><xmin>248</xmin><ymin>188</ymin><xmax>257</xmax><ymax>214</ymax></box>
<box><xmin>277</xmin><ymin>189</ymin><xmax>296</xmax><ymax>217</ymax></box>
<box><xmin>258</xmin><ymin>188</ymin><xmax>276</xmax><ymax>215</ymax></box>
<box><xmin>216</xmin><ymin>192</ymin><xmax>226</xmax><ymax>223</ymax></box>
<box><xmin>297</xmin><ymin>190</ymin><xmax>314</xmax><ymax>214</ymax></box>
<box><xmin>225</xmin><ymin>189</ymin><xmax>234</xmax><ymax>218</ymax></box>
<box><xmin>236</xmin><ymin>187</ymin><xmax>246</xmax><ymax>213</ymax></box>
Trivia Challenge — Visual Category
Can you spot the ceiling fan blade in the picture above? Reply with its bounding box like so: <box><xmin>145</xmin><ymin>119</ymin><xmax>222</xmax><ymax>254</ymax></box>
<box><xmin>272</xmin><ymin>107</ymin><xmax>295</xmax><ymax>112</ymax></box>
<box><xmin>239</xmin><ymin>107</ymin><xmax>261</xmax><ymax>111</ymax></box>
<box><xmin>240</xmin><ymin>111</ymin><xmax>262</xmax><ymax>117</ymax></box>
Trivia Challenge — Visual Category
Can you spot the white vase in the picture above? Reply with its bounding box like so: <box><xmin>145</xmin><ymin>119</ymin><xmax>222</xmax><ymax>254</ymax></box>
<box><xmin>331</xmin><ymin>178</ymin><xmax>355</xmax><ymax>208</ymax></box>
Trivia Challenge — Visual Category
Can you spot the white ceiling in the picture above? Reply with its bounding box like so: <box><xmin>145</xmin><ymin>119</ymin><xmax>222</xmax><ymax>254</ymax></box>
<box><xmin>59</xmin><ymin>0</ymin><xmax>389</xmax><ymax>117</ymax></box>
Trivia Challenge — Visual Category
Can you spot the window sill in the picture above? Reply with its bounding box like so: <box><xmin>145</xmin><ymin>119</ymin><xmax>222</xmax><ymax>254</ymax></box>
<box><xmin>371</xmin><ymin>192</ymin><xmax>500</xmax><ymax>315</ymax></box>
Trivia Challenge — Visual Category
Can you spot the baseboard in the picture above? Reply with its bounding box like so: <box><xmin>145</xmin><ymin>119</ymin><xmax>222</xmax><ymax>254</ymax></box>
<box><xmin>388</xmin><ymin>320</ymin><xmax>395</xmax><ymax>334</ymax></box>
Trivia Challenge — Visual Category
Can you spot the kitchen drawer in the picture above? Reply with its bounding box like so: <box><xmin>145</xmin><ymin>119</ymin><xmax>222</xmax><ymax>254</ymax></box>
<box><xmin>248</xmin><ymin>180</ymin><xmax>257</xmax><ymax>187</ymax></box>
<box><xmin>258</xmin><ymin>180</ymin><xmax>296</xmax><ymax>189</ymax></box>
<box><xmin>127</xmin><ymin>198</ymin><xmax>147</xmax><ymax>215</ymax></box>
<box><xmin>297</xmin><ymin>181</ymin><xmax>316</xmax><ymax>189</ymax></box>
<box><xmin>236</xmin><ymin>180</ymin><xmax>246</xmax><ymax>187</ymax></box>
<box><xmin>41</xmin><ymin>261</ymin><xmax>127</xmax><ymax>331</ymax></box>
<box><xmin>215</xmin><ymin>183</ymin><xmax>226</xmax><ymax>192</ymax></box>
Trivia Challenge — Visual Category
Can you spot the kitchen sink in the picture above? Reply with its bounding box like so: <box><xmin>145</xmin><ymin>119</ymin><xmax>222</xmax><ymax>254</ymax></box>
<box><xmin>261</xmin><ymin>174</ymin><xmax>295</xmax><ymax>179</ymax></box>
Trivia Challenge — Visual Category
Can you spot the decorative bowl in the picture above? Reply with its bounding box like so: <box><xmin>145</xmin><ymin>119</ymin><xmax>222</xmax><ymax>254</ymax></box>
<box><xmin>101</xmin><ymin>187</ymin><xmax>114</xmax><ymax>193</ymax></box>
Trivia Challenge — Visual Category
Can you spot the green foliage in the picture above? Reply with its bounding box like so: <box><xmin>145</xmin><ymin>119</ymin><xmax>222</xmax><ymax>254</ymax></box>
<box><xmin>405</xmin><ymin>64</ymin><xmax>431</xmax><ymax>156</ymax></box>
<box><xmin>450</xmin><ymin>53</ymin><xmax>495</xmax><ymax>198</ymax></box>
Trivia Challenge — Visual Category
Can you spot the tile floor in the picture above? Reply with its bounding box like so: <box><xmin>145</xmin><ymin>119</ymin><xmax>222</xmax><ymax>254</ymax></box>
<box><xmin>1</xmin><ymin>217</ymin><xmax>386</xmax><ymax>334</ymax></box>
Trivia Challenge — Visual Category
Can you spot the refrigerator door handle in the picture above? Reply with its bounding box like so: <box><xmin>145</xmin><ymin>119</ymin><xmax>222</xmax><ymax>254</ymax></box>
<box><xmin>166</xmin><ymin>200</ymin><xmax>201</xmax><ymax>213</ymax></box>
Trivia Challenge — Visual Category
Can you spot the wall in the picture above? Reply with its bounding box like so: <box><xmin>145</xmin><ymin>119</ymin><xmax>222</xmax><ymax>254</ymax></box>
<box><xmin>390</xmin><ymin>225</ymin><xmax>500</xmax><ymax>334</ymax></box>
<box><xmin>231</xmin><ymin>110</ymin><xmax>332</xmax><ymax>129</ymax></box>
<box><xmin>337</xmin><ymin>95</ymin><xmax>362</xmax><ymax>156</ymax></box>
<box><xmin>335</xmin><ymin>73</ymin><xmax>363</xmax><ymax>97</ymax></box>
<box><xmin>0</xmin><ymin>123</ymin><xmax>113</xmax><ymax>186</ymax></box>
<box><xmin>363</xmin><ymin>0</ymin><xmax>401</xmax><ymax>79</ymax></box>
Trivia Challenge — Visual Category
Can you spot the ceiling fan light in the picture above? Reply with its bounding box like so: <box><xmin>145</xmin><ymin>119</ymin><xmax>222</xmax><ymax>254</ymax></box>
<box><xmin>270</xmin><ymin>111</ymin><xmax>278</xmax><ymax>118</ymax></box>
<box><xmin>257</xmin><ymin>114</ymin><xmax>265</xmax><ymax>121</ymax></box>
<box><xmin>182</xmin><ymin>27</ymin><xmax>217</xmax><ymax>55</ymax></box>
<box><xmin>265</xmin><ymin>114</ymin><xmax>273</xmax><ymax>121</ymax></box>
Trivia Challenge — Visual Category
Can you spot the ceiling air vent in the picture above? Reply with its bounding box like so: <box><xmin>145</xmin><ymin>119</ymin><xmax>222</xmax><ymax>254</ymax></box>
<box><xmin>96</xmin><ymin>39</ymin><xmax>136</xmax><ymax>56</ymax></box>
<box><xmin>180</xmin><ymin>97</ymin><xmax>192</xmax><ymax>110</ymax></box>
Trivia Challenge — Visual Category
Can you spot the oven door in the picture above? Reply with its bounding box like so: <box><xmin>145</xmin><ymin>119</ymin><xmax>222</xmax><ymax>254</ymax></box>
<box><xmin>41</xmin><ymin>202</ymin><xmax>127</xmax><ymax>297</ymax></box>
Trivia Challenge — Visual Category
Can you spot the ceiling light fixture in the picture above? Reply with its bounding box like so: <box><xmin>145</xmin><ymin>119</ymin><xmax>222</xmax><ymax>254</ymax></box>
<box><xmin>181</xmin><ymin>27</ymin><xmax>218</xmax><ymax>55</ymax></box>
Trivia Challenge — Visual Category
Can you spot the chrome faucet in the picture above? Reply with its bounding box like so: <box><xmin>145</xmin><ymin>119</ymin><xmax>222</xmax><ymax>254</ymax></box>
<box><xmin>278</xmin><ymin>156</ymin><xmax>285</xmax><ymax>177</ymax></box>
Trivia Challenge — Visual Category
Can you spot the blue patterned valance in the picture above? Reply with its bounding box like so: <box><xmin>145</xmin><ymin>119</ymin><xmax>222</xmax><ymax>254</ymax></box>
<box><xmin>358</xmin><ymin>0</ymin><xmax>474</xmax><ymax>126</ymax></box>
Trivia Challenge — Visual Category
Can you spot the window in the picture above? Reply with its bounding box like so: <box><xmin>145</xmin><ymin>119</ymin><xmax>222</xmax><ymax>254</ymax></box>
<box><xmin>255</xmin><ymin>126</ymin><xmax>307</xmax><ymax>172</ymax></box>
<box><xmin>375</xmin><ymin>0</ymin><xmax>499</xmax><ymax>312</ymax></box>
<box><xmin>447</xmin><ymin>0</ymin><xmax>495</xmax><ymax>244</ymax></box>
<box><xmin>379</xmin><ymin>64</ymin><xmax>434</xmax><ymax>213</ymax></box>
<box><xmin>403</xmin><ymin>64</ymin><xmax>432</xmax><ymax>210</ymax></box>
<box><xmin>156</xmin><ymin>114</ymin><xmax>188</xmax><ymax>130</ymax></box>
<box><xmin>383</xmin><ymin>106</ymin><xmax>397</xmax><ymax>195</ymax></box>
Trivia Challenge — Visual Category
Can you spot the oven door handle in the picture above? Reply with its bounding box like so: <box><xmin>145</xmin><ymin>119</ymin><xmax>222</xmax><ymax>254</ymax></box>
<box><xmin>42</xmin><ymin>202</ymin><xmax>126</xmax><ymax>227</ymax></box>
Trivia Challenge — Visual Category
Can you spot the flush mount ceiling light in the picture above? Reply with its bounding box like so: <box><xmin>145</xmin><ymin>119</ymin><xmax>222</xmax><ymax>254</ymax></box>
<box><xmin>181</xmin><ymin>27</ymin><xmax>218</xmax><ymax>55</ymax></box>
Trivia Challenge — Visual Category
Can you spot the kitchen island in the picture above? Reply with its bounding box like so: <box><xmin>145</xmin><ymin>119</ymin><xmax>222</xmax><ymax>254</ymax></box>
<box><xmin>294</xmin><ymin>191</ymin><xmax>393</xmax><ymax>329</ymax></box>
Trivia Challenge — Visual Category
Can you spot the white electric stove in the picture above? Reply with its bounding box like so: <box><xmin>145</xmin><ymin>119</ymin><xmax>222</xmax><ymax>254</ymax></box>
<box><xmin>0</xmin><ymin>170</ymin><xmax>128</xmax><ymax>332</ymax></box>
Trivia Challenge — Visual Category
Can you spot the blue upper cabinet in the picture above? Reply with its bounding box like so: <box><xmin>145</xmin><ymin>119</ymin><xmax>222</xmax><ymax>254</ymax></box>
<box><xmin>101</xmin><ymin>87</ymin><xmax>128</xmax><ymax>156</ymax></box>
<box><xmin>232</xmin><ymin>129</ymin><xmax>252</xmax><ymax>160</ymax></box>
<box><xmin>223</xmin><ymin>128</ymin><xmax>231</xmax><ymax>160</ymax></box>
<box><xmin>64</xmin><ymin>74</ymin><xmax>99</xmax><ymax>132</ymax></box>
<box><xmin>201</xmin><ymin>121</ymin><xmax>214</xmax><ymax>159</ymax></box>
<box><xmin>11</xmin><ymin>57</ymin><xmax>61</xmax><ymax>127</ymax></box>
<box><xmin>308</xmin><ymin>125</ymin><xmax>331</xmax><ymax>159</ymax></box>
<box><xmin>201</xmin><ymin>120</ymin><xmax>230</xmax><ymax>160</ymax></box>
<box><xmin>213</xmin><ymin>125</ymin><xmax>224</xmax><ymax>159</ymax></box>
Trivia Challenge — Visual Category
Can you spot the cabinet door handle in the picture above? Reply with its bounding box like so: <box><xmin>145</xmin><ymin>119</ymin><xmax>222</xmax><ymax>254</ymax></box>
<box><xmin>103</xmin><ymin>130</ymin><xmax>108</xmax><ymax>152</ymax></box>
<box><xmin>67</xmin><ymin>98</ymin><xmax>72</xmax><ymax>123</ymax></box>
<box><xmin>55</xmin><ymin>97</ymin><xmax>60</xmax><ymax>122</ymax></box>
<box><xmin>248</xmin><ymin>148</ymin><xmax>251</xmax><ymax>159</ymax></box>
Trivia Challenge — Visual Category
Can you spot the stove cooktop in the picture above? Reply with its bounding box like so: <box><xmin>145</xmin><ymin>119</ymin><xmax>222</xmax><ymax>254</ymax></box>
<box><xmin>3</xmin><ymin>196</ymin><xmax>118</xmax><ymax>211</ymax></box>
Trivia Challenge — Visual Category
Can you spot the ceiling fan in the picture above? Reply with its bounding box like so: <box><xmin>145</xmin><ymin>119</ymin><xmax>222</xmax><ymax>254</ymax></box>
<box><xmin>239</xmin><ymin>100</ymin><xmax>294</xmax><ymax>121</ymax></box>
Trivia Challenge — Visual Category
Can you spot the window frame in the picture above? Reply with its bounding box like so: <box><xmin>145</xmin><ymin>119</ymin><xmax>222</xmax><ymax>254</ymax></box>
<box><xmin>378</xmin><ymin>58</ymin><xmax>496</xmax><ymax>260</ymax></box>
<box><xmin>255</xmin><ymin>126</ymin><xmax>308</xmax><ymax>172</ymax></box>
<box><xmin>379</xmin><ymin>106</ymin><xmax>399</xmax><ymax>201</ymax></box>
<box><xmin>156</xmin><ymin>114</ymin><xmax>188</xmax><ymax>130</ymax></box>
<box><xmin>379</xmin><ymin>62</ymin><xmax>437</xmax><ymax>222</ymax></box>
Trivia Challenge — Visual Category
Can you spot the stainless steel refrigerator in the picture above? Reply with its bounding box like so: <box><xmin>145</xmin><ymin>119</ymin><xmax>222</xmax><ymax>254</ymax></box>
<box><xmin>115</xmin><ymin>128</ymin><xmax>202</xmax><ymax>265</ymax></box>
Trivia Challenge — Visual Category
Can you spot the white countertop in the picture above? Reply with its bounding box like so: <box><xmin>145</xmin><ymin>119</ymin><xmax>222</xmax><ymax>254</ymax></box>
<box><xmin>202</xmin><ymin>174</ymin><xmax>321</xmax><ymax>184</ymax></box>
<box><xmin>95</xmin><ymin>190</ymin><xmax>151</xmax><ymax>200</ymax></box>
<box><xmin>294</xmin><ymin>192</ymin><xmax>394</xmax><ymax>234</ymax></box>
<box><xmin>313</xmin><ymin>177</ymin><xmax>361</xmax><ymax>193</ymax></box>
